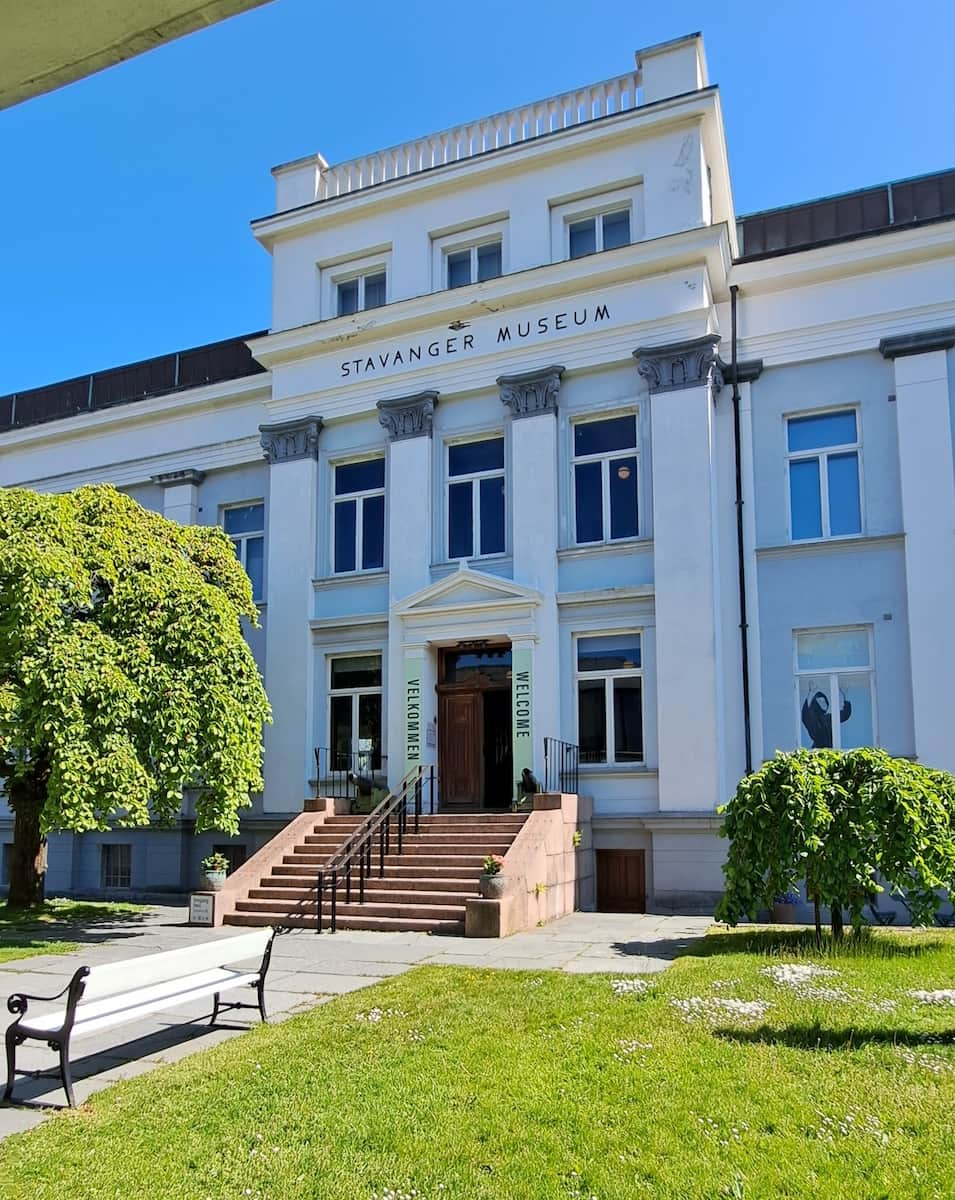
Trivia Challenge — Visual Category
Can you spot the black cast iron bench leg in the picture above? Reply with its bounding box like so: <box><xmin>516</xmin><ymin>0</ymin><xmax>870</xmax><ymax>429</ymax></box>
<box><xmin>3</xmin><ymin>1028</ymin><xmax>18</xmax><ymax>1103</ymax></box>
<box><xmin>55</xmin><ymin>1039</ymin><xmax>76</xmax><ymax>1109</ymax></box>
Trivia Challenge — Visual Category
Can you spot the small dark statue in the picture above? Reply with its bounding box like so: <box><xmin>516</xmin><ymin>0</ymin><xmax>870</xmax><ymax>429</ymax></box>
<box><xmin>520</xmin><ymin>767</ymin><xmax>540</xmax><ymax>796</ymax></box>
<box><xmin>801</xmin><ymin>689</ymin><xmax>852</xmax><ymax>749</ymax></box>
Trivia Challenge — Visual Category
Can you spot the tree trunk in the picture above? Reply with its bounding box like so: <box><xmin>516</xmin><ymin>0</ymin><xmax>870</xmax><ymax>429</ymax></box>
<box><xmin>813</xmin><ymin>893</ymin><xmax>822</xmax><ymax>942</ymax></box>
<box><xmin>830</xmin><ymin>902</ymin><xmax>844</xmax><ymax>942</ymax></box>
<box><xmin>6</xmin><ymin>772</ymin><xmax>47</xmax><ymax>910</ymax></box>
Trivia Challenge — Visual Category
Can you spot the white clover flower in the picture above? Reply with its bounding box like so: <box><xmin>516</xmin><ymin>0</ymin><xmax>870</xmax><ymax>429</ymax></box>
<box><xmin>908</xmin><ymin>989</ymin><xmax>955</xmax><ymax>1006</ymax></box>
<box><xmin>761</xmin><ymin>963</ymin><xmax>839</xmax><ymax>987</ymax></box>
<box><xmin>670</xmin><ymin>996</ymin><xmax>770</xmax><ymax>1024</ymax></box>
<box><xmin>610</xmin><ymin>978</ymin><xmax>651</xmax><ymax>997</ymax></box>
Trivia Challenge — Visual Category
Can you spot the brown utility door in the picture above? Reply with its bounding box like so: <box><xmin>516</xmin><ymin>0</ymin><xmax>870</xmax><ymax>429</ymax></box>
<box><xmin>596</xmin><ymin>849</ymin><xmax>646</xmax><ymax>913</ymax></box>
<box><xmin>438</xmin><ymin>691</ymin><xmax>482</xmax><ymax>808</ymax></box>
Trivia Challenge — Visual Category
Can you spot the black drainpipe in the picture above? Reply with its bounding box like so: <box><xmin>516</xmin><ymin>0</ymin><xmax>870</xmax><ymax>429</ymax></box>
<box><xmin>729</xmin><ymin>284</ymin><xmax>753</xmax><ymax>775</ymax></box>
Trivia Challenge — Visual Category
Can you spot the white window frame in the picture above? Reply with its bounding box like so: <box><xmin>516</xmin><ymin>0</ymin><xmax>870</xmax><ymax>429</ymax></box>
<box><xmin>320</xmin><ymin>249</ymin><xmax>391</xmax><ymax>319</ymax></box>
<box><xmin>331</xmin><ymin>456</ymin><xmax>386</xmax><ymax>576</ymax></box>
<box><xmin>550</xmin><ymin>183</ymin><xmax>644</xmax><ymax>262</ymax></box>
<box><xmin>574</xmin><ymin>630</ymin><xmax>644</xmax><ymax>766</ymax></box>
<box><xmin>430</xmin><ymin>219</ymin><xmax>508</xmax><ymax>291</ymax></box>
<box><xmin>570</xmin><ymin>411</ymin><xmax>640</xmax><ymax>546</ymax></box>
<box><xmin>792</xmin><ymin>626</ymin><xmax>877</xmax><ymax>751</ymax></box>
<box><xmin>101</xmin><ymin>843</ymin><xmax>131</xmax><ymax>889</ymax></box>
<box><xmin>221</xmin><ymin>502</ymin><xmax>265</xmax><ymax>603</ymax></box>
<box><xmin>327</xmin><ymin>653</ymin><xmax>384</xmax><ymax>767</ymax></box>
<box><xmin>445</xmin><ymin>434</ymin><xmax>506</xmax><ymax>561</ymax></box>
<box><xmin>785</xmin><ymin>406</ymin><xmax>864</xmax><ymax>542</ymax></box>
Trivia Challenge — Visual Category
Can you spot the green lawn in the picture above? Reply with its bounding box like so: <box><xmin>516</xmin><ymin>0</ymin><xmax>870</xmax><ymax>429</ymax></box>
<box><xmin>0</xmin><ymin>898</ymin><xmax>149</xmax><ymax>964</ymax></box>
<box><xmin>2</xmin><ymin>928</ymin><xmax>954</xmax><ymax>1200</ymax></box>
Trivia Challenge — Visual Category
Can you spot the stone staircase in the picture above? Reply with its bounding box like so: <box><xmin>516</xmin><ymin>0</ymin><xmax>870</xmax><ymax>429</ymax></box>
<box><xmin>223</xmin><ymin>811</ymin><xmax>528</xmax><ymax>934</ymax></box>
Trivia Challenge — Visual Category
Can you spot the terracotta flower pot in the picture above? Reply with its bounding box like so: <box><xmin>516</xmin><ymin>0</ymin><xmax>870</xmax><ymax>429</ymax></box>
<box><xmin>479</xmin><ymin>873</ymin><xmax>506</xmax><ymax>900</ymax></box>
<box><xmin>772</xmin><ymin>902</ymin><xmax>798</xmax><ymax>924</ymax></box>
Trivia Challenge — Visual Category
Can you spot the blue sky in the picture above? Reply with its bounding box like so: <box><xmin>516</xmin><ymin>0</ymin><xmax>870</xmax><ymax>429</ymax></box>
<box><xmin>1</xmin><ymin>0</ymin><xmax>952</xmax><ymax>393</ymax></box>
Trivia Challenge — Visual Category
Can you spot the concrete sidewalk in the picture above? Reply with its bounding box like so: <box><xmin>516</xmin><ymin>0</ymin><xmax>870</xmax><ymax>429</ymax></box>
<box><xmin>0</xmin><ymin>907</ymin><xmax>710</xmax><ymax>1138</ymax></box>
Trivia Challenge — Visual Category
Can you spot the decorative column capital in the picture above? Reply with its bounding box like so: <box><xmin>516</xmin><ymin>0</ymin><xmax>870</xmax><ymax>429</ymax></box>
<box><xmin>633</xmin><ymin>334</ymin><xmax>723</xmax><ymax>394</ymax></box>
<box><xmin>879</xmin><ymin>326</ymin><xmax>955</xmax><ymax>360</ymax></box>
<box><xmin>497</xmin><ymin>364</ymin><xmax>564</xmax><ymax>419</ymax></box>
<box><xmin>259</xmin><ymin>415</ymin><xmax>323</xmax><ymax>464</ymax></box>
<box><xmin>151</xmin><ymin>468</ymin><xmax>206</xmax><ymax>487</ymax></box>
<box><xmin>377</xmin><ymin>391</ymin><xmax>439</xmax><ymax>441</ymax></box>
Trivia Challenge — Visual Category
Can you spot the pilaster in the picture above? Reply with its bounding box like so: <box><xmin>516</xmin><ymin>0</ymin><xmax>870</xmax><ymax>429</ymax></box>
<box><xmin>379</xmin><ymin>391</ymin><xmax>439</xmax><ymax>789</ymax></box>
<box><xmin>498</xmin><ymin>366</ymin><xmax>563</xmax><ymax>774</ymax></box>
<box><xmin>258</xmin><ymin>415</ymin><xmax>323</xmax><ymax>811</ymax></box>
<box><xmin>880</xmin><ymin>329</ymin><xmax>955</xmax><ymax>771</ymax></box>
<box><xmin>634</xmin><ymin>336</ymin><xmax>726</xmax><ymax>811</ymax></box>
<box><xmin>152</xmin><ymin>468</ymin><xmax>206</xmax><ymax>525</ymax></box>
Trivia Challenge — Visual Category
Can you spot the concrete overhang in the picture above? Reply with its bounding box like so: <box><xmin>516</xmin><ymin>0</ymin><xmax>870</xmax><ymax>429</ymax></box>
<box><xmin>0</xmin><ymin>0</ymin><xmax>272</xmax><ymax>109</ymax></box>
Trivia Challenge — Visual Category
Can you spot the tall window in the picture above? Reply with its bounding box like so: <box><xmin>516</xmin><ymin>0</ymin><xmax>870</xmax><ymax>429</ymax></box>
<box><xmin>101</xmin><ymin>844</ymin><xmax>131</xmax><ymax>889</ymax></box>
<box><xmin>576</xmin><ymin>634</ymin><xmax>643</xmax><ymax>765</ymax></box>
<box><xmin>573</xmin><ymin>415</ymin><xmax>638</xmax><ymax>544</ymax></box>
<box><xmin>337</xmin><ymin>269</ymin><xmax>387</xmax><ymax>316</ymax></box>
<box><xmin>333</xmin><ymin>459</ymin><xmax>385</xmax><ymax>574</ymax></box>
<box><xmin>787</xmin><ymin>409</ymin><xmax>861</xmax><ymax>540</ymax></box>
<box><xmin>329</xmin><ymin>654</ymin><xmax>383</xmax><ymax>771</ymax></box>
<box><xmin>568</xmin><ymin>207</ymin><xmax>631</xmax><ymax>259</ymax></box>
<box><xmin>447</xmin><ymin>437</ymin><xmax>505</xmax><ymax>559</ymax></box>
<box><xmin>447</xmin><ymin>240</ymin><xmax>502</xmax><ymax>289</ymax></box>
<box><xmin>223</xmin><ymin>504</ymin><xmax>265</xmax><ymax>602</ymax></box>
<box><xmin>795</xmin><ymin>628</ymin><xmax>874</xmax><ymax>750</ymax></box>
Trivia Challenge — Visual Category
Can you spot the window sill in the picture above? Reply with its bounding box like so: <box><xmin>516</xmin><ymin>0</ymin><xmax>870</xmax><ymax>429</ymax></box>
<box><xmin>558</xmin><ymin>538</ymin><xmax>651</xmax><ymax>561</ymax></box>
<box><xmin>578</xmin><ymin>763</ymin><xmax>656</xmax><ymax>777</ymax></box>
<box><xmin>313</xmin><ymin>570</ymin><xmax>389</xmax><ymax>590</ymax></box>
<box><xmin>755</xmin><ymin>532</ymin><xmax>902</xmax><ymax>560</ymax></box>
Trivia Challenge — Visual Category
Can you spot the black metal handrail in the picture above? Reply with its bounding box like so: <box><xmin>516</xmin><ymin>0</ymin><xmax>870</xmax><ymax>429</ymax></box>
<box><xmin>316</xmin><ymin>764</ymin><xmax>436</xmax><ymax>933</ymax></box>
<box><xmin>314</xmin><ymin>747</ymin><xmax>388</xmax><ymax>806</ymax></box>
<box><xmin>543</xmin><ymin>737</ymin><xmax>579</xmax><ymax>794</ymax></box>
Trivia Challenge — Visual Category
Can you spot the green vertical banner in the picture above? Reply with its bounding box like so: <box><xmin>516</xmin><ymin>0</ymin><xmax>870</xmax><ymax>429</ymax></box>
<box><xmin>511</xmin><ymin>646</ymin><xmax>533</xmax><ymax>801</ymax></box>
<box><xmin>403</xmin><ymin>657</ymin><xmax>424</xmax><ymax>774</ymax></box>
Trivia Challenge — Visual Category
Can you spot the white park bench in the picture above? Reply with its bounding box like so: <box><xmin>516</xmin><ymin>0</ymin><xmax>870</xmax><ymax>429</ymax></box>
<box><xmin>3</xmin><ymin>926</ymin><xmax>274</xmax><ymax>1108</ymax></box>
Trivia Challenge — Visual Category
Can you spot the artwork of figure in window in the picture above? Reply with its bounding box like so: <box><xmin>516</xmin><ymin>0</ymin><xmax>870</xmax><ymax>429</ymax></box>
<box><xmin>800</xmin><ymin>684</ymin><xmax>852</xmax><ymax>749</ymax></box>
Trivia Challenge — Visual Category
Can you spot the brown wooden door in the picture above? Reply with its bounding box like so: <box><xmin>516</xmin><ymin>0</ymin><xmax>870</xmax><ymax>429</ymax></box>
<box><xmin>596</xmin><ymin>850</ymin><xmax>646</xmax><ymax>912</ymax></box>
<box><xmin>438</xmin><ymin>691</ymin><xmax>482</xmax><ymax>808</ymax></box>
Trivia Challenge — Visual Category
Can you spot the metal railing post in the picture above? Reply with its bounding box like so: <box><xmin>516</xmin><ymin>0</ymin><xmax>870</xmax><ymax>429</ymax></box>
<box><xmin>316</xmin><ymin>870</ymin><xmax>324</xmax><ymax>934</ymax></box>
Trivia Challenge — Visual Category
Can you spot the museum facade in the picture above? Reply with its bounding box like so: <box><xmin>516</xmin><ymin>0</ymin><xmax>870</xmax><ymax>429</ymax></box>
<box><xmin>2</xmin><ymin>33</ymin><xmax>954</xmax><ymax>913</ymax></box>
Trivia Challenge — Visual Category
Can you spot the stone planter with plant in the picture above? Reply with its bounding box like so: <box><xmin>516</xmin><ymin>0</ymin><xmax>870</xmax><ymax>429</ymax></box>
<box><xmin>478</xmin><ymin>853</ymin><xmax>507</xmax><ymax>900</ymax></box>
<box><xmin>200</xmin><ymin>852</ymin><xmax>230</xmax><ymax>892</ymax></box>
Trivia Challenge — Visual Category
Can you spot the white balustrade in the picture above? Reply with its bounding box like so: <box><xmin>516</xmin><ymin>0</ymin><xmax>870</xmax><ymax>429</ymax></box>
<box><xmin>313</xmin><ymin>70</ymin><xmax>641</xmax><ymax>201</ymax></box>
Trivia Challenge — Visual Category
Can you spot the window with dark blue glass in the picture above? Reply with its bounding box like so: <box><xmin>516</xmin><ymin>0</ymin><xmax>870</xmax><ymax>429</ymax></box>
<box><xmin>573</xmin><ymin>415</ymin><xmax>638</xmax><ymax>544</ymax></box>
<box><xmin>333</xmin><ymin>458</ymin><xmax>385</xmax><ymax>573</ymax></box>
<box><xmin>447</xmin><ymin>437</ymin><xmax>505</xmax><ymax>559</ymax></box>
<box><xmin>223</xmin><ymin>503</ymin><xmax>265</xmax><ymax>601</ymax></box>
<box><xmin>787</xmin><ymin>409</ymin><xmax>861</xmax><ymax>540</ymax></box>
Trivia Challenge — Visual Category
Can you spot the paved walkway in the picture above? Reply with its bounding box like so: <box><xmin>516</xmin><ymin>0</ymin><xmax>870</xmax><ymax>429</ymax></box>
<box><xmin>0</xmin><ymin>907</ymin><xmax>710</xmax><ymax>1138</ymax></box>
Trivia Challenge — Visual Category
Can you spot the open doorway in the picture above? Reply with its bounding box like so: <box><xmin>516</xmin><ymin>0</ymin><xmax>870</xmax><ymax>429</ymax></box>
<box><xmin>437</xmin><ymin>643</ymin><xmax>513</xmax><ymax>810</ymax></box>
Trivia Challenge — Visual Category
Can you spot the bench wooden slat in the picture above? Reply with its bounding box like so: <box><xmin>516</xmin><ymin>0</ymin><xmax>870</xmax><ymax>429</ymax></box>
<box><xmin>79</xmin><ymin>929</ymin><xmax>273</xmax><ymax>1002</ymax></box>
<box><xmin>18</xmin><ymin>967</ymin><xmax>260</xmax><ymax>1038</ymax></box>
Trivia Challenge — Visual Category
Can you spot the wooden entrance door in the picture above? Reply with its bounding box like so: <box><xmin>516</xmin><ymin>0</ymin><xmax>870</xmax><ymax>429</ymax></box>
<box><xmin>596</xmin><ymin>850</ymin><xmax>646</xmax><ymax>912</ymax></box>
<box><xmin>438</xmin><ymin>691</ymin><xmax>482</xmax><ymax>808</ymax></box>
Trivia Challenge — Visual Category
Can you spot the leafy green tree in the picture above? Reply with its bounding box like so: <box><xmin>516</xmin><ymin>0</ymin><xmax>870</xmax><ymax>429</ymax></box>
<box><xmin>716</xmin><ymin>748</ymin><xmax>955</xmax><ymax>938</ymax></box>
<box><xmin>0</xmin><ymin>485</ymin><xmax>271</xmax><ymax>909</ymax></box>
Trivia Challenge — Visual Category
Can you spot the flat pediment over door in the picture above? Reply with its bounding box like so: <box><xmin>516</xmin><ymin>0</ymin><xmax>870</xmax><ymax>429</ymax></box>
<box><xmin>394</xmin><ymin>564</ymin><xmax>543</xmax><ymax>617</ymax></box>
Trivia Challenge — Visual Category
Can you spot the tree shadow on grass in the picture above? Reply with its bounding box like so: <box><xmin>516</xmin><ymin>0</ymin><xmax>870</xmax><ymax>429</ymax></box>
<box><xmin>0</xmin><ymin>902</ymin><xmax>154</xmax><ymax>952</ymax></box>
<box><xmin>678</xmin><ymin>927</ymin><xmax>947</xmax><ymax>961</ymax></box>
<box><xmin>715</xmin><ymin>1024</ymin><xmax>955</xmax><ymax>1051</ymax></box>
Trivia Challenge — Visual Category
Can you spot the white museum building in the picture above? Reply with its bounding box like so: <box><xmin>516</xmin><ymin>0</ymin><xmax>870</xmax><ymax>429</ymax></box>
<box><xmin>2</xmin><ymin>33</ymin><xmax>955</xmax><ymax>927</ymax></box>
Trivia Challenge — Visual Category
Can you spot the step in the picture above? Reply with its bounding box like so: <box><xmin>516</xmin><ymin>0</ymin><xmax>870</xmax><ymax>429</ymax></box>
<box><xmin>268</xmin><ymin>862</ymin><xmax>486</xmax><ymax>881</ymax></box>
<box><xmin>261</xmin><ymin>874</ymin><xmax>479</xmax><ymax>894</ymax></box>
<box><xmin>248</xmin><ymin>886</ymin><xmax>477</xmax><ymax>906</ymax></box>
<box><xmin>234</xmin><ymin>898</ymin><xmax>466</xmax><ymax>920</ymax></box>
<box><xmin>225</xmin><ymin>911</ymin><xmax>464</xmax><ymax>934</ymax></box>
<box><xmin>381</xmin><ymin>854</ymin><xmax>489</xmax><ymax>868</ymax></box>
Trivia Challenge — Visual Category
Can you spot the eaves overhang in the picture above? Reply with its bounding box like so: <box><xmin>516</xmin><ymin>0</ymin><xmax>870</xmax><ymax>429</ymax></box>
<box><xmin>729</xmin><ymin>217</ymin><xmax>955</xmax><ymax>296</ymax></box>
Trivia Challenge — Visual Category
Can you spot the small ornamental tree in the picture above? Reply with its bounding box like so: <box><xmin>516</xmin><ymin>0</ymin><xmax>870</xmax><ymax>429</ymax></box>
<box><xmin>715</xmin><ymin>748</ymin><xmax>955</xmax><ymax>938</ymax></box>
<box><xmin>0</xmin><ymin>485</ymin><xmax>271</xmax><ymax>909</ymax></box>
